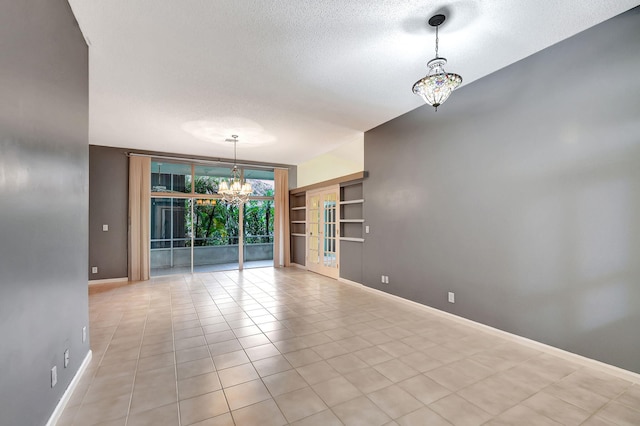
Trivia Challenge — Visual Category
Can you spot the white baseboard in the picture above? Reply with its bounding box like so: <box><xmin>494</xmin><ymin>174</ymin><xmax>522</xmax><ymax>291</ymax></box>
<box><xmin>338</xmin><ymin>277</ymin><xmax>363</xmax><ymax>287</ymax></box>
<box><xmin>340</xmin><ymin>279</ymin><xmax>640</xmax><ymax>384</ymax></box>
<box><xmin>46</xmin><ymin>349</ymin><xmax>93</xmax><ymax>426</ymax></box>
<box><xmin>88</xmin><ymin>277</ymin><xmax>128</xmax><ymax>285</ymax></box>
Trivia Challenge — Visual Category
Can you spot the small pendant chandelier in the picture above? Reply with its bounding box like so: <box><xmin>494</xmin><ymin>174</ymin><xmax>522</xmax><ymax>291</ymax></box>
<box><xmin>412</xmin><ymin>14</ymin><xmax>462</xmax><ymax>111</ymax></box>
<box><xmin>218</xmin><ymin>135</ymin><xmax>252</xmax><ymax>206</ymax></box>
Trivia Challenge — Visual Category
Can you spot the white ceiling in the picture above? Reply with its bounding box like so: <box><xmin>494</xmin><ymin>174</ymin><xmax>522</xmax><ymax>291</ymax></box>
<box><xmin>67</xmin><ymin>0</ymin><xmax>639</xmax><ymax>165</ymax></box>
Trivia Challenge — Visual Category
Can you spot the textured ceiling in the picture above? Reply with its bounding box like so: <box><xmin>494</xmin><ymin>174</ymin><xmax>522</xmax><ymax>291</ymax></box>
<box><xmin>67</xmin><ymin>0</ymin><xmax>639</xmax><ymax>165</ymax></box>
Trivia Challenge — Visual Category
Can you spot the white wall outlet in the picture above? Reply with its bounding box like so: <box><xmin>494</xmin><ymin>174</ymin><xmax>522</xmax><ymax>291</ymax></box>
<box><xmin>51</xmin><ymin>366</ymin><xmax>57</xmax><ymax>388</ymax></box>
<box><xmin>381</xmin><ymin>275</ymin><xmax>385</xmax><ymax>283</ymax></box>
<box><xmin>365</xmin><ymin>225</ymin><xmax>370</xmax><ymax>234</ymax></box>
<box><xmin>448</xmin><ymin>292</ymin><xmax>455</xmax><ymax>303</ymax></box>
<box><xmin>82</xmin><ymin>326</ymin><xmax>87</xmax><ymax>343</ymax></box>
<box><xmin>385</xmin><ymin>276</ymin><xmax>390</xmax><ymax>284</ymax></box>
<box><xmin>102</xmin><ymin>224</ymin><xmax>109</xmax><ymax>231</ymax></box>
<box><xmin>64</xmin><ymin>349</ymin><xmax>70</xmax><ymax>368</ymax></box>
<box><xmin>91</xmin><ymin>266</ymin><xmax>98</xmax><ymax>274</ymax></box>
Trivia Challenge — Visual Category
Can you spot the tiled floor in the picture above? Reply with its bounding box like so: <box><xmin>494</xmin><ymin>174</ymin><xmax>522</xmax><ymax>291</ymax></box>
<box><xmin>58</xmin><ymin>268</ymin><xmax>640</xmax><ymax>426</ymax></box>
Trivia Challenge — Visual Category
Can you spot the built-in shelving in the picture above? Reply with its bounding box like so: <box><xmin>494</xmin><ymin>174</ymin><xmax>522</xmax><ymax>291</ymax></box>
<box><xmin>339</xmin><ymin>182</ymin><xmax>365</xmax><ymax>243</ymax></box>
<box><xmin>289</xmin><ymin>191</ymin><xmax>307</xmax><ymax>265</ymax></box>
<box><xmin>288</xmin><ymin>172</ymin><xmax>367</xmax><ymax>268</ymax></box>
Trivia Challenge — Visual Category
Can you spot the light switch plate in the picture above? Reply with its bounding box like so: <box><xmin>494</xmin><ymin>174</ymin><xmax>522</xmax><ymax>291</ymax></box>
<box><xmin>102</xmin><ymin>224</ymin><xmax>108</xmax><ymax>231</ymax></box>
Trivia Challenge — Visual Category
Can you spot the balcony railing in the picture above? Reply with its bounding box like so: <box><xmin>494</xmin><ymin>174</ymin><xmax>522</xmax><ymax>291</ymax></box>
<box><xmin>150</xmin><ymin>236</ymin><xmax>273</xmax><ymax>269</ymax></box>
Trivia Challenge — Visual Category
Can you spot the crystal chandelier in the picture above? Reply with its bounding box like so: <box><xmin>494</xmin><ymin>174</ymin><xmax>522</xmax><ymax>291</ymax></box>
<box><xmin>412</xmin><ymin>14</ymin><xmax>462</xmax><ymax>111</ymax></box>
<box><xmin>218</xmin><ymin>135</ymin><xmax>252</xmax><ymax>206</ymax></box>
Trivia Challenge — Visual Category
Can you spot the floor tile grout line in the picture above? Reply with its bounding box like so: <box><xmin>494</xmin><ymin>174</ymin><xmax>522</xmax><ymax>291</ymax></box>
<box><xmin>171</xmin><ymin>275</ymin><xmax>186</xmax><ymax>426</ymax></box>
<box><xmin>65</xmin><ymin>269</ymin><xmax>639</xmax><ymax>426</ymax></box>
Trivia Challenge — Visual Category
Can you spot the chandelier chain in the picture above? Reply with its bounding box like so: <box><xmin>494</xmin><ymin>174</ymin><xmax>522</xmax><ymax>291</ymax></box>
<box><xmin>435</xmin><ymin>24</ymin><xmax>439</xmax><ymax>57</ymax></box>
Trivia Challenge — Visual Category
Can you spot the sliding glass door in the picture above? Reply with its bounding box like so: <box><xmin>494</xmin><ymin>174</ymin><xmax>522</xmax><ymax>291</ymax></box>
<box><xmin>191</xmin><ymin>200</ymin><xmax>240</xmax><ymax>272</ymax></box>
<box><xmin>149</xmin><ymin>161</ymin><xmax>274</xmax><ymax>276</ymax></box>
<box><xmin>243</xmin><ymin>199</ymin><xmax>274</xmax><ymax>269</ymax></box>
<box><xmin>150</xmin><ymin>197</ymin><xmax>190</xmax><ymax>275</ymax></box>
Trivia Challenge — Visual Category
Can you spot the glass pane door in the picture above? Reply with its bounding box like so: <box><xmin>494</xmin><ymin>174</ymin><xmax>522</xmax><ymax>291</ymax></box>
<box><xmin>323</xmin><ymin>193</ymin><xmax>338</xmax><ymax>268</ymax></box>
<box><xmin>307</xmin><ymin>194</ymin><xmax>321</xmax><ymax>267</ymax></box>
<box><xmin>243</xmin><ymin>200</ymin><xmax>274</xmax><ymax>269</ymax></box>
<box><xmin>150</xmin><ymin>197</ymin><xmax>191</xmax><ymax>275</ymax></box>
<box><xmin>192</xmin><ymin>199</ymin><xmax>239</xmax><ymax>272</ymax></box>
<box><xmin>306</xmin><ymin>186</ymin><xmax>339</xmax><ymax>279</ymax></box>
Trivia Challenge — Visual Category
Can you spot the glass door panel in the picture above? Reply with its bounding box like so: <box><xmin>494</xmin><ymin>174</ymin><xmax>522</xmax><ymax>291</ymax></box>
<box><xmin>323</xmin><ymin>193</ymin><xmax>337</xmax><ymax>268</ymax></box>
<box><xmin>307</xmin><ymin>194</ymin><xmax>321</xmax><ymax>268</ymax></box>
<box><xmin>192</xmin><ymin>200</ymin><xmax>239</xmax><ymax>272</ymax></box>
<box><xmin>243</xmin><ymin>200</ymin><xmax>274</xmax><ymax>269</ymax></box>
<box><xmin>150</xmin><ymin>197</ymin><xmax>191</xmax><ymax>275</ymax></box>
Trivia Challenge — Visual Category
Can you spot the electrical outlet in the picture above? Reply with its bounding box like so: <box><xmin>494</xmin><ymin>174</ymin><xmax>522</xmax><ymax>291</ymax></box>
<box><xmin>102</xmin><ymin>224</ymin><xmax>109</xmax><ymax>231</ymax></box>
<box><xmin>82</xmin><ymin>326</ymin><xmax>87</xmax><ymax>343</ymax></box>
<box><xmin>448</xmin><ymin>292</ymin><xmax>455</xmax><ymax>303</ymax></box>
<box><xmin>64</xmin><ymin>349</ymin><xmax>70</xmax><ymax>368</ymax></box>
<box><xmin>91</xmin><ymin>266</ymin><xmax>98</xmax><ymax>274</ymax></box>
<box><xmin>381</xmin><ymin>275</ymin><xmax>385</xmax><ymax>283</ymax></box>
<box><xmin>365</xmin><ymin>225</ymin><xmax>370</xmax><ymax>234</ymax></box>
<box><xmin>385</xmin><ymin>276</ymin><xmax>390</xmax><ymax>284</ymax></box>
<box><xmin>51</xmin><ymin>366</ymin><xmax>57</xmax><ymax>388</ymax></box>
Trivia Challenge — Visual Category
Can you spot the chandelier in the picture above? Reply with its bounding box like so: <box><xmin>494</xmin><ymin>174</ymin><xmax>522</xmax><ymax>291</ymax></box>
<box><xmin>412</xmin><ymin>14</ymin><xmax>462</xmax><ymax>111</ymax></box>
<box><xmin>218</xmin><ymin>135</ymin><xmax>252</xmax><ymax>206</ymax></box>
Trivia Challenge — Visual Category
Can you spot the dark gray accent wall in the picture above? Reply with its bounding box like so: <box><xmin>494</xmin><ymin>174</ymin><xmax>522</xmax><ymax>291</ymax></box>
<box><xmin>89</xmin><ymin>146</ymin><xmax>130</xmax><ymax>279</ymax></box>
<box><xmin>364</xmin><ymin>8</ymin><xmax>640</xmax><ymax>373</ymax></box>
<box><xmin>0</xmin><ymin>1</ymin><xmax>90</xmax><ymax>425</ymax></box>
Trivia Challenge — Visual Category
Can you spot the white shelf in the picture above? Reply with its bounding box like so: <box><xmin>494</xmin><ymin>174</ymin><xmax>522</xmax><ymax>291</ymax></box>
<box><xmin>291</xmin><ymin>233</ymin><xmax>306</xmax><ymax>237</ymax></box>
<box><xmin>339</xmin><ymin>219</ymin><xmax>365</xmax><ymax>223</ymax></box>
<box><xmin>340</xmin><ymin>237</ymin><xmax>364</xmax><ymax>243</ymax></box>
<box><xmin>291</xmin><ymin>206</ymin><xmax>306</xmax><ymax>211</ymax></box>
<box><xmin>340</xmin><ymin>199</ymin><xmax>364</xmax><ymax>205</ymax></box>
<box><xmin>291</xmin><ymin>220</ymin><xmax>306</xmax><ymax>224</ymax></box>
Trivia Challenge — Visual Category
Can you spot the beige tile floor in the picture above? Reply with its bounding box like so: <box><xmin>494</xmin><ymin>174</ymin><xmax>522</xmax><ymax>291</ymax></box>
<box><xmin>57</xmin><ymin>268</ymin><xmax>640</xmax><ymax>426</ymax></box>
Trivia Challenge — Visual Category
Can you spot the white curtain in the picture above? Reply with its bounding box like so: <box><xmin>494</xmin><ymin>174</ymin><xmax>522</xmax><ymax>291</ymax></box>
<box><xmin>273</xmin><ymin>169</ymin><xmax>290</xmax><ymax>267</ymax></box>
<box><xmin>128</xmin><ymin>156</ymin><xmax>150</xmax><ymax>281</ymax></box>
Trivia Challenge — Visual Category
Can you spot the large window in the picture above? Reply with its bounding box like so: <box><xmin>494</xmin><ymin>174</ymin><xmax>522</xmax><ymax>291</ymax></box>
<box><xmin>150</xmin><ymin>160</ymin><xmax>275</xmax><ymax>275</ymax></box>
<box><xmin>151</xmin><ymin>162</ymin><xmax>192</xmax><ymax>193</ymax></box>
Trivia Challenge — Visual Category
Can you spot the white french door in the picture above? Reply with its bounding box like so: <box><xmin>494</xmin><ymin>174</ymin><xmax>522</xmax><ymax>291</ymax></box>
<box><xmin>306</xmin><ymin>185</ymin><xmax>339</xmax><ymax>279</ymax></box>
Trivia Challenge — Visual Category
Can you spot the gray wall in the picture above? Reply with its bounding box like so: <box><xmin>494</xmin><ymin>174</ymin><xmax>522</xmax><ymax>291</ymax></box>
<box><xmin>89</xmin><ymin>146</ymin><xmax>129</xmax><ymax>279</ymax></box>
<box><xmin>0</xmin><ymin>1</ymin><xmax>90</xmax><ymax>425</ymax></box>
<box><xmin>363</xmin><ymin>8</ymin><xmax>640</xmax><ymax>373</ymax></box>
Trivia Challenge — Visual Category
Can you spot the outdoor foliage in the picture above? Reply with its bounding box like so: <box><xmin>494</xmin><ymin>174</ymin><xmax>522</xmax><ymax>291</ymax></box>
<box><xmin>187</xmin><ymin>176</ymin><xmax>274</xmax><ymax>246</ymax></box>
